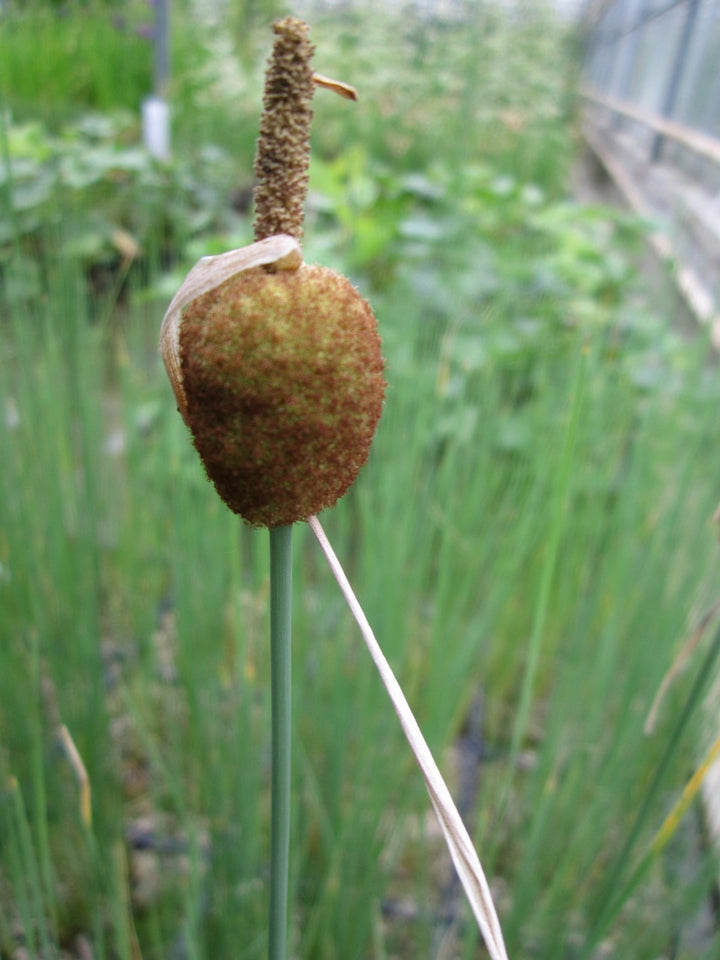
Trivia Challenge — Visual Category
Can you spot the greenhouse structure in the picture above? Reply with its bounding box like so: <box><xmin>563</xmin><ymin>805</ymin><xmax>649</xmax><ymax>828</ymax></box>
<box><xmin>582</xmin><ymin>0</ymin><xmax>720</xmax><ymax>340</ymax></box>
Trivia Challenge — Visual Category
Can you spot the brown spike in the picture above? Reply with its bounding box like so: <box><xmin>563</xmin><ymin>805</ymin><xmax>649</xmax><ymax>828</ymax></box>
<box><xmin>253</xmin><ymin>18</ymin><xmax>315</xmax><ymax>242</ymax></box>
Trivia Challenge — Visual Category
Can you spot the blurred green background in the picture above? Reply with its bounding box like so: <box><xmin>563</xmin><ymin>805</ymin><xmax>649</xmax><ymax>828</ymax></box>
<box><xmin>1</xmin><ymin>1</ymin><xmax>720</xmax><ymax>958</ymax></box>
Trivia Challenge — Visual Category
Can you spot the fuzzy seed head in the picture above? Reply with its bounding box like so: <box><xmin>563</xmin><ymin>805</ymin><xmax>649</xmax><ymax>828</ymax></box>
<box><xmin>179</xmin><ymin>264</ymin><xmax>386</xmax><ymax>527</ymax></box>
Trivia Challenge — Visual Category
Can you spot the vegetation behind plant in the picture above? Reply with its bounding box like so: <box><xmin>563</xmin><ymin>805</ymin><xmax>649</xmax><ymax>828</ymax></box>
<box><xmin>1</xmin><ymin>1</ymin><xmax>719</xmax><ymax>958</ymax></box>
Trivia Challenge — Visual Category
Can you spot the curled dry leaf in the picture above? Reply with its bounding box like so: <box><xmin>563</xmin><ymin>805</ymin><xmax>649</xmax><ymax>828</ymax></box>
<box><xmin>312</xmin><ymin>72</ymin><xmax>358</xmax><ymax>101</ymax></box>
<box><xmin>159</xmin><ymin>235</ymin><xmax>303</xmax><ymax>422</ymax></box>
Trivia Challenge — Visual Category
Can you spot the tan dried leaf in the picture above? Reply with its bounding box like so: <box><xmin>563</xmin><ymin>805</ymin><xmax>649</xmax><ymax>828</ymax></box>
<box><xmin>159</xmin><ymin>235</ymin><xmax>302</xmax><ymax>421</ymax></box>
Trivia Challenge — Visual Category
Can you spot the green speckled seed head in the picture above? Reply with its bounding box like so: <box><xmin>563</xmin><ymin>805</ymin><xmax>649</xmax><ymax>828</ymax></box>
<box><xmin>178</xmin><ymin>263</ymin><xmax>385</xmax><ymax>527</ymax></box>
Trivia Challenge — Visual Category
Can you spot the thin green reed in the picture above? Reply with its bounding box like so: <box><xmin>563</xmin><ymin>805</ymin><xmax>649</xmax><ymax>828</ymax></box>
<box><xmin>269</xmin><ymin>526</ymin><xmax>293</xmax><ymax>960</ymax></box>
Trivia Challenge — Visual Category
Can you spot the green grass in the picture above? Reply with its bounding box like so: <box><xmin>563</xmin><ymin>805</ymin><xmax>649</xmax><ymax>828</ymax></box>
<box><xmin>2</xmin><ymin>1</ymin><xmax>720</xmax><ymax>959</ymax></box>
<box><xmin>0</xmin><ymin>1</ymin><xmax>153</xmax><ymax>125</ymax></box>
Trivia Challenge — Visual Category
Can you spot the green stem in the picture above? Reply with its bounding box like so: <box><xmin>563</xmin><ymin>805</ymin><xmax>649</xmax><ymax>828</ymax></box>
<box><xmin>269</xmin><ymin>525</ymin><xmax>293</xmax><ymax>960</ymax></box>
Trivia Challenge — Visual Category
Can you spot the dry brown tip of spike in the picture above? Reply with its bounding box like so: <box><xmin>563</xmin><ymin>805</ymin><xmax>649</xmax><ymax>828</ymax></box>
<box><xmin>253</xmin><ymin>18</ymin><xmax>315</xmax><ymax>242</ymax></box>
<box><xmin>313</xmin><ymin>72</ymin><xmax>358</xmax><ymax>101</ymax></box>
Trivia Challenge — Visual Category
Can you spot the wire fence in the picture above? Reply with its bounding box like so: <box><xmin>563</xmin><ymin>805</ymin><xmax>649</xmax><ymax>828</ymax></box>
<box><xmin>581</xmin><ymin>0</ymin><xmax>720</xmax><ymax>332</ymax></box>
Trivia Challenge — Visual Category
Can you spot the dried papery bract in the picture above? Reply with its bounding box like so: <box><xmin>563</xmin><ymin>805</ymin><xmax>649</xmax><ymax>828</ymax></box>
<box><xmin>159</xmin><ymin>235</ymin><xmax>303</xmax><ymax>423</ymax></box>
<box><xmin>313</xmin><ymin>72</ymin><xmax>358</xmax><ymax>100</ymax></box>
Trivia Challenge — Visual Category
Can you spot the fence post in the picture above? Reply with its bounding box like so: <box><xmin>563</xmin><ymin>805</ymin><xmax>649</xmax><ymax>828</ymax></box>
<box><xmin>610</xmin><ymin>0</ymin><xmax>647</xmax><ymax>130</ymax></box>
<box><xmin>154</xmin><ymin>0</ymin><xmax>170</xmax><ymax>100</ymax></box>
<box><xmin>651</xmin><ymin>0</ymin><xmax>702</xmax><ymax>161</ymax></box>
<box><xmin>142</xmin><ymin>0</ymin><xmax>171</xmax><ymax>161</ymax></box>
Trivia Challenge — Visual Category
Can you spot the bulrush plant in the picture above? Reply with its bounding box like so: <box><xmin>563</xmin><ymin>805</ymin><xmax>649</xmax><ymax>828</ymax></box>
<box><xmin>160</xmin><ymin>18</ymin><xmax>508</xmax><ymax>960</ymax></box>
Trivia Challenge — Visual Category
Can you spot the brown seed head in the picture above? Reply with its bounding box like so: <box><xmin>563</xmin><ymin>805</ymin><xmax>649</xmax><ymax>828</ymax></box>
<box><xmin>178</xmin><ymin>264</ymin><xmax>386</xmax><ymax>527</ymax></box>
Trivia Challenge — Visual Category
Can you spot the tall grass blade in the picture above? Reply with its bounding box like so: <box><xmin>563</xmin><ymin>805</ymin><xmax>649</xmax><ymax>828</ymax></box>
<box><xmin>645</xmin><ymin>600</ymin><xmax>720</xmax><ymax>733</ymax></box>
<box><xmin>581</xmin><ymin>618</ymin><xmax>720</xmax><ymax>958</ymax></box>
<box><xmin>497</xmin><ymin>345</ymin><xmax>587</xmax><ymax>829</ymax></box>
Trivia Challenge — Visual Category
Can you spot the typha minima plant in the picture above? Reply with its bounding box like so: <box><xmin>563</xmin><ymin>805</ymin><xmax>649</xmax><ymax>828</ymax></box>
<box><xmin>160</xmin><ymin>18</ymin><xmax>508</xmax><ymax>960</ymax></box>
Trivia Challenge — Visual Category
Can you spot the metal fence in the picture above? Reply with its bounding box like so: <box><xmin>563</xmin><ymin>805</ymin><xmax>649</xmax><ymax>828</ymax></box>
<box><xmin>581</xmin><ymin>0</ymin><xmax>720</xmax><ymax>334</ymax></box>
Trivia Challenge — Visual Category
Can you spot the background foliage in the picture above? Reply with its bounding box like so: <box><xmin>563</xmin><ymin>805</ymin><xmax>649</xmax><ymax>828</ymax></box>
<box><xmin>1</xmin><ymin>1</ymin><xmax>719</xmax><ymax>958</ymax></box>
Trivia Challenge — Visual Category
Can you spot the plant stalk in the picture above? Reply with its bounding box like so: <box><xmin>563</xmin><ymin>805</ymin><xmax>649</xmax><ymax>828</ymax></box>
<box><xmin>269</xmin><ymin>525</ymin><xmax>293</xmax><ymax>960</ymax></box>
